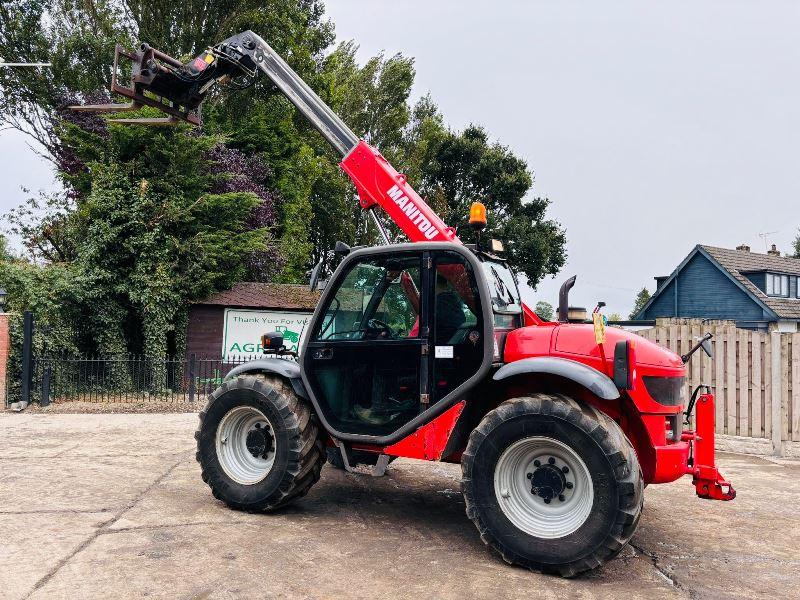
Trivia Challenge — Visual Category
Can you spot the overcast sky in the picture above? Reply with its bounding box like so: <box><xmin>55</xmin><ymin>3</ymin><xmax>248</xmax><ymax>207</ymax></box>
<box><xmin>2</xmin><ymin>1</ymin><xmax>798</xmax><ymax>315</ymax></box>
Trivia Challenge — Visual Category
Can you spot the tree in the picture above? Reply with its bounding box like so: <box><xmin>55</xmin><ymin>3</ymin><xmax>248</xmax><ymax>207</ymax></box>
<box><xmin>0</xmin><ymin>0</ymin><xmax>327</xmax><ymax>359</ymax></box>
<box><xmin>0</xmin><ymin>235</ymin><xmax>14</xmax><ymax>261</ymax></box>
<box><xmin>534</xmin><ymin>301</ymin><xmax>554</xmax><ymax>321</ymax></box>
<box><xmin>0</xmin><ymin>0</ymin><xmax>333</xmax><ymax>148</ymax></box>
<box><xmin>415</xmin><ymin>125</ymin><xmax>567</xmax><ymax>288</ymax></box>
<box><xmin>630</xmin><ymin>287</ymin><xmax>651</xmax><ymax>319</ymax></box>
<box><xmin>3</xmin><ymin>116</ymin><xmax>273</xmax><ymax>362</ymax></box>
<box><xmin>1</xmin><ymin>0</ymin><xmax>334</xmax><ymax>286</ymax></box>
<box><xmin>269</xmin><ymin>42</ymin><xmax>567</xmax><ymax>288</ymax></box>
<box><xmin>792</xmin><ymin>229</ymin><xmax>800</xmax><ymax>258</ymax></box>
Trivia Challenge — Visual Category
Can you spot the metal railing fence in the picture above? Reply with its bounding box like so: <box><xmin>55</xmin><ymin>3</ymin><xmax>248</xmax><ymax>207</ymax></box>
<box><xmin>7</xmin><ymin>353</ymin><xmax>278</xmax><ymax>406</ymax></box>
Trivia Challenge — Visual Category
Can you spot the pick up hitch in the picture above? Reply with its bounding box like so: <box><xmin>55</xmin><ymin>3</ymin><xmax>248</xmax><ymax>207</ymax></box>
<box><xmin>682</xmin><ymin>391</ymin><xmax>736</xmax><ymax>501</ymax></box>
<box><xmin>69</xmin><ymin>38</ymin><xmax>260</xmax><ymax>125</ymax></box>
<box><xmin>69</xmin><ymin>44</ymin><xmax>210</xmax><ymax>125</ymax></box>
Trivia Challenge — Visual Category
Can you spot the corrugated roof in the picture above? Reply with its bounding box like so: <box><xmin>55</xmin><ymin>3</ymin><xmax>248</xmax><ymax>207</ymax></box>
<box><xmin>701</xmin><ymin>245</ymin><xmax>800</xmax><ymax>319</ymax></box>
<box><xmin>196</xmin><ymin>283</ymin><xmax>320</xmax><ymax>310</ymax></box>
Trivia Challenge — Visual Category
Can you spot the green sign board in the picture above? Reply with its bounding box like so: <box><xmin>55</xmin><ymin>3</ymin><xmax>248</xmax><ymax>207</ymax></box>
<box><xmin>222</xmin><ymin>308</ymin><xmax>312</xmax><ymax>359</ymax></box>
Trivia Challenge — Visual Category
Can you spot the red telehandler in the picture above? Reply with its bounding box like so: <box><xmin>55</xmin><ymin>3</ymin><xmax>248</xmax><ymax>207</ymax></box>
<box><xmin>73</xmin><ymin>31</ymin><xmax>735</xmax><ymax>576</ymax></box>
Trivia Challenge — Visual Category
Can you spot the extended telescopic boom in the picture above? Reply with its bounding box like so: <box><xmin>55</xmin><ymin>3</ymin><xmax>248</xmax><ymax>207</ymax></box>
<box><xmin>71</xmin><ymin>30</ymin><xmax>457</xmax><ymax>244</ymax></box>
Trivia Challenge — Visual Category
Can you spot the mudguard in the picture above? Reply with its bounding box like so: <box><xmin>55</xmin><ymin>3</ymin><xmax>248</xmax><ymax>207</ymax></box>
<box><xmin>493</xmin><ymin>357</ymin><xmax>620</xmax><ymax>400</ymax></box>
<box><xmin>223</xmin><ymin>358</ymin><xmax>309</xmax><ymax>399</ymax></box>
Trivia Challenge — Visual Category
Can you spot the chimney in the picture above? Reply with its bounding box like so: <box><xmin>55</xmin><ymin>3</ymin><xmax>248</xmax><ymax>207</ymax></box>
<box><xmin>767</xmin><ymin>244</ymin><xmax>781</xmax><ymax>257</ymax></box>
<box><xmin>736</xmin><ymin>244</ymin><xmax>750</xmax><ymax>252</ymax></box>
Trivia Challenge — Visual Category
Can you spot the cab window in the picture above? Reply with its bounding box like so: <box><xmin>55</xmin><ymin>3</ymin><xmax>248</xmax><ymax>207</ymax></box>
<box><xmin>314</xmin><ymin>254</ymin><xmax>421</xmax><ymax>341</ymax></box>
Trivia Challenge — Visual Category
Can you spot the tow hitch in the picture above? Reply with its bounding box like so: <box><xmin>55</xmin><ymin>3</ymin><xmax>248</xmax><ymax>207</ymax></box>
<box><xmin>682</xmin><ymin>390</ymin><xmax>736</xmax><ymax>501</ymax></box>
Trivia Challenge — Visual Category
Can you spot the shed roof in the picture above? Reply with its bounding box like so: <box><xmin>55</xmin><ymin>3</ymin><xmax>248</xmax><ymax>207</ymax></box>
<box><xmin>195</xmin><ymin>283</ymin><xmax>320</xmax><ymax>311</ymax></box>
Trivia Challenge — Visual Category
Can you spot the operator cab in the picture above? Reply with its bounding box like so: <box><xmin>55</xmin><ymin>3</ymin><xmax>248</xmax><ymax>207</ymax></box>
<box><xmin>301</xmin><ymin>243</ymin><xmax>494</xmax><ymax>441</ymax></box>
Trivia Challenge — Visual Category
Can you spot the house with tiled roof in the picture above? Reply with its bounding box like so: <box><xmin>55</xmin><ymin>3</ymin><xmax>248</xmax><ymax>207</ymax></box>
<box><xmin>635</xmin><ymin>244</ymin><xmax>800</xmax><ymax>332</ymax></box>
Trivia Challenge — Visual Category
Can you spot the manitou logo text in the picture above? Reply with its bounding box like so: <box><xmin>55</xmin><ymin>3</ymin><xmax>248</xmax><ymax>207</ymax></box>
<box><xmin>387</xmin><ymin>184</ymin><xmax>440</xmax><ymax>240</ymax></box>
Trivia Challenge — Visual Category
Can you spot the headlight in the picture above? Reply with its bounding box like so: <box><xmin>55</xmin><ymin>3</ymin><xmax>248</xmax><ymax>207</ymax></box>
<box><xmin>642</xmin><ymin>376</ymin><xmax>686</xmax><ymax>407</ymax></box>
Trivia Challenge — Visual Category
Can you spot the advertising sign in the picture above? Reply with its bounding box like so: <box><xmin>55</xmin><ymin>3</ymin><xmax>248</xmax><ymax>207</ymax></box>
<box><xmin>222</xmin><ymin>308</ymin><xmax>312</xmax><ymax>359</ymax></box>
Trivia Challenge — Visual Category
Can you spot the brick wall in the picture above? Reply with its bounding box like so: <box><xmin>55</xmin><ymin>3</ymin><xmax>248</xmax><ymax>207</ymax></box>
<box><xmin>0</xmin><ymin>314</ymin><xmax>9</xmax><ymax>405</ymax></box>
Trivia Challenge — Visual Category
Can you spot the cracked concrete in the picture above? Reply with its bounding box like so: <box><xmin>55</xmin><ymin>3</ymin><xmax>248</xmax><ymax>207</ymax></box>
<box><xmin>1</xmin><ymin>412</ymin><xmax>798</xmax><ymax>599</ymax></box>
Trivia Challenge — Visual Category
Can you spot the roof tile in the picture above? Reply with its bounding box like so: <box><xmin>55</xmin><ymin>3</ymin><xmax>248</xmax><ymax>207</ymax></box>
<box><xmin>195</xmin><ymin>283</ymin><xmax>320</xmax><ymax>310</ymax></box>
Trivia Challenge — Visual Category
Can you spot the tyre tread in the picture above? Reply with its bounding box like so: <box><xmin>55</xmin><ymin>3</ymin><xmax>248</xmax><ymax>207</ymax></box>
<box><xmin>461</xmin><ymin>393</ymin><xmax>644</xmax><ymax>577</ymax></box>
<box><xmin>195</xmin><ymin>374</ymin><xmax>325</xmax><ymax>512</ymax></box>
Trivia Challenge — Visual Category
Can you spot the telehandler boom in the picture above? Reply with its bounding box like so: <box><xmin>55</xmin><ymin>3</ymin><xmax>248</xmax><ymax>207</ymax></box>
<box><xmin>73</xmin><ymin>31</ymin><xmax>734</xmax><ymax>577</ymax></box>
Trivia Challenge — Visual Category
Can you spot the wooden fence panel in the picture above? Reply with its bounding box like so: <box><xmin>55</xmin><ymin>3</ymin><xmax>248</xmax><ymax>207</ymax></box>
<box><xmin>714</xmin><ymin>325</ymin><xmax>725</xmax><ymax>434</ymax></box>
<box><xmin>782</xmin><ymin>334</ymin><xmax>790</xmax><ymax>441</ymax></box>
<box><xmin>738</xmin><ymin>329</ymin><xmax>749</xmax><ymax>437</ymax></box>
<box><xmin>793</xmin><ymin>333</ymin><xmax>800</xmax><ymax>441</ymax></box>
<box><xmin>751</xmin><ymin>334</ymin><xmax>762</xmax><ymax>438</ymax></box>
<box><xmin>764</xmin><ymin>333</ymin><xmax>772</xmax><ymax>440</ymax></box>
<box><xmin>627</xmin><ymin>318</ymin><xmax>800</xmax><ymax>442</ymax></box>
<box><xmin>690</xmin><ymin>321</ymin><xmax>702</xmax><ymax>431</ymax></box>
<box><xmin>726</xmin><ymin>324</ymin><xmax>738</xmax><ymax>435</ymax></box>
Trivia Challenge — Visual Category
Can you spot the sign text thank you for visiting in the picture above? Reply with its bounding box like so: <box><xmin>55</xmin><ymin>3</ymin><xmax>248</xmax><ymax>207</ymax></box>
<box><xmin>222</xmin><ymin>308</ymin><xmax>312</xmax><ymax>359</ymax></box>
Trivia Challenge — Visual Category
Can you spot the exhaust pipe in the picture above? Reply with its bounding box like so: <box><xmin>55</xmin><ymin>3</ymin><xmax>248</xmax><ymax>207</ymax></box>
<box><xmin>558</xmin><ymin>275</ymin><xmax>577</xmax><ymax>323</ymax></box>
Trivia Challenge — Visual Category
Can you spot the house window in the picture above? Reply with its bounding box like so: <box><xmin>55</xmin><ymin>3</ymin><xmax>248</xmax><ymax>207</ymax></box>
<box><xmin>766</xmin><ymin>273</ymin><xmax>789</xmax><ymax>297</ymax></box>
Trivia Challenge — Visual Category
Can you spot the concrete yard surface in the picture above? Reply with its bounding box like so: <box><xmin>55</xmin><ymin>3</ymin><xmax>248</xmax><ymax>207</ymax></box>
<box><xmin>1</xmin><ymin>413</ymin><xmax>798</xmax><ymax>600</ymax></box>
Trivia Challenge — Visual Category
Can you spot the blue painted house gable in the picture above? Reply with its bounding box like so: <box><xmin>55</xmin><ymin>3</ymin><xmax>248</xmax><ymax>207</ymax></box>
<box><xmin>636</xmin><ymin>245</ymin><xmax>800</xmax><ymax>331</ymax></box>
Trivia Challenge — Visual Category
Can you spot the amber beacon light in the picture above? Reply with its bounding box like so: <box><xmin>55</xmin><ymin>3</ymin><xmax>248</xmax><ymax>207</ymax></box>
<box><xmin>469</xmin><ymin>201</ymin><xmax>487</xmax><ymax>231</ymax></box>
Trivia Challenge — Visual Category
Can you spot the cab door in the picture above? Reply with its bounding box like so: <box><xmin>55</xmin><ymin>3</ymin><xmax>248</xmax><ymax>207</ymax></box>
<box><xmin>429</xmin><ymin>250</ymin><xmax>486</xmax><ymax>403</ymax></box>
<box><xmin>302</xmin><ymin>250</ymin><xmax>428</xmax><ymax>437</ymax></box>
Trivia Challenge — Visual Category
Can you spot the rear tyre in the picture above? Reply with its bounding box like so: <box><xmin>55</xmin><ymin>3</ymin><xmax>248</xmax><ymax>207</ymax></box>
<box><xmin>461</xmin><ymin>393</ymin><xmax>643</xmax><ymax>577</ymax></box>
<box><xmin>196</xmin><ymin>374</ymin><xmax>325</xmax><ymax>512</ymax></box>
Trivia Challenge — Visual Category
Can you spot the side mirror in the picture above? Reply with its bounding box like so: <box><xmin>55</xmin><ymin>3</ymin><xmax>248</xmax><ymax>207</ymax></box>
<box><xmin>308</xmin><ymin>259</ymin><xmax>324</xmax><ymax>291</ymax></box>
<box><xmin>682</xmin><ymin>333</ymin><xmax>713</xmax><ymax>363</ymax></box>
<box><xmin>701</xmin><ymin>337</ymin><xmax>713</xmax><ymax>359</ymax></box>
<box><xmin>308</xmin><ymin>259</ymin><xmax>324</xmax><ymax>292</ymax></box>
<box><xmin>334</xmin><ymin>240</ymin><xmax>351</xmax><ymax>256</ymax></box>
<box><xmin>261</xmin><ymin>331</ymin><xmax>284</xmax><ymax>353</ymax></box>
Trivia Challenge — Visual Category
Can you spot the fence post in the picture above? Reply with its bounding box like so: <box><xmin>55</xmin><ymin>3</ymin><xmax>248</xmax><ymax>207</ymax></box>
<box><xmin>771</xmin><ymin>331</ymin><xmax>783</xmax><ymax>457</ymax></box>
<box><xmin>0</xmin><ymin>312</ymin><xmax>9</xmax><ymax>407</ymax></box>
<box><xmin>41</xmin><ymin>365</ymin><xmax>51</xmax><ymax>407</ymax></box>
<box><xmin>20</xmin><ymin>311</ymin><xmax>34</xmax><ymax>406</ymax></box>
<box><xmin>188</xmin><ymin>353</ymin><xmax>196</xmax><ymax>403</ymax></box>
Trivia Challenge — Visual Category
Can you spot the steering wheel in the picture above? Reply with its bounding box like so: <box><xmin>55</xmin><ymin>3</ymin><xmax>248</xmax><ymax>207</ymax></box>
<box><xmin>366</xmin><ymin>318</ymin><xmax>394</xmax><ymax>339</ymax></box>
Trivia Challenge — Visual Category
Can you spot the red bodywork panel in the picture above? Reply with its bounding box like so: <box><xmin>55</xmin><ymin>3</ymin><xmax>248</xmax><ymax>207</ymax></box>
<box><xmin>502</xmin><ymin>322</ymin><xmax>733</xmax><ymax>498</ymax></box>
<box><xmin>382</xmin><ymin>401</ymin><xmax>466</xmax><ymax>460</ymax></box>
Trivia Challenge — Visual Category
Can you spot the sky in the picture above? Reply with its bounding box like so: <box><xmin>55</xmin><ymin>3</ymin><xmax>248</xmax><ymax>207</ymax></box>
<box><xmin>2</xmin><ymin>1</ymin><xmax>799</xmax><ymax>316</ymax></box>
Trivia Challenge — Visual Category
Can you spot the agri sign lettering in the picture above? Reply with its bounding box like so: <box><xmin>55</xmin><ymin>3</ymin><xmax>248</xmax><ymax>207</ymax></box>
<box><xmin>222</xmin><ymin>309</ymin><xmax>311</xmax><ymax>360</ymax></box>
<box><xmin>387</xmin><ymin>184</ymin><xmax>440</xmax><ymax>240</ymax></box>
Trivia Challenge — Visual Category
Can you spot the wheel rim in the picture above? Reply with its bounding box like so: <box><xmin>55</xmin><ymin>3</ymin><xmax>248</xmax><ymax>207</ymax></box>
<box><xmin>216</xmin><ymin>406</ymin><xmax>276</xmax><ymax>485</ymax></box>
<box><xmin>493</xmin><ymin>436</ymin><xmax>594</xmax><ymax>539</ymax></box>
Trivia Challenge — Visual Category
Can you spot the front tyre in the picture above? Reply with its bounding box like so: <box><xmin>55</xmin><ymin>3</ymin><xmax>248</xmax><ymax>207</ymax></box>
<box><xmin>461</xmin><ymin>394</ymin><xmax>643</xmax><ymax>577</ymax></box>
<box><xmin>195</xmin><ymin>374</ymin><xmax>325</xmax><ymax>512</ymax></box>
